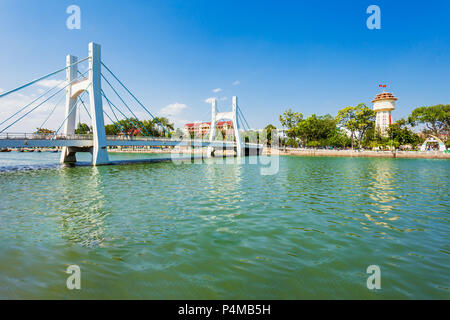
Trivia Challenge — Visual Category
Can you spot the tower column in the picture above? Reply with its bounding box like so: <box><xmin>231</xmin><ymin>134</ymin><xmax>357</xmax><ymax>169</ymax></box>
<box><xmin>207</xmin><ymin>98</ymin><xmax>217</xmax><ymax>157</ymax></box>
<box><xmin>88</xmin><ymin>42</ymin><xmax>109</xmax><ymax>165</ymax></box>
<box><xmin>232</xmin><ymin>96</ymin><xmax>242</xmax><ymax>157</ymax></box>
<box><xmin>60</xmin><ymin>55</ymin><xmax>79</xmax><ymax>164</ymax></box>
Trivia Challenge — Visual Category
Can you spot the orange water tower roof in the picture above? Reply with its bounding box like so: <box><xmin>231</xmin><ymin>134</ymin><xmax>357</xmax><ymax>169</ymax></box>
<box><xmin>372</xmin><ymin>92</ymin><xmax>398</xmax><ymax>103</ymax></box>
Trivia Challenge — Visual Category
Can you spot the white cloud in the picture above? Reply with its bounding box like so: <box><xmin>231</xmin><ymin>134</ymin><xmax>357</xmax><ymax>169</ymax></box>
<box><xmin>159</xmin><ymin>102</ymin><xmax>188</xmax><ymax>117</ymax></box>
<box><xmin>212</xmin><ymin>88</ymin><xmax>222</xmax><ymax>93</ymax></box>
<box><xmin>158</xmin><ymin>102</ymin><xmax>189</xmax><ymax>129</ymax></box>
<box><xmin>220</xmin><ymin>96</ymin><xmax>227</xmax><ymax>101</ymax></box>
<box><xmin>0</xmin><ymin>90</ymin><xmax>69</xmax><ymax>133</ymax></box>
<box><xmin>232</xmin><ymin>80</ymin><xmax>240</xmax><ymax>86</ymax></box>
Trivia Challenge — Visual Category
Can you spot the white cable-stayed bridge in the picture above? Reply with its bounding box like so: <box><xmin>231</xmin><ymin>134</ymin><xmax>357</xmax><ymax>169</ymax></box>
<box><xmin>0</xmin><ymin>43</ymin><xmax>262</xmax><ymax>166</ymax></box>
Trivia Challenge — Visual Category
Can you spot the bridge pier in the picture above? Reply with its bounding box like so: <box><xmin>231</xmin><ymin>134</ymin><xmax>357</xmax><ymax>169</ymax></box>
<box><xmin>209</xmin><ymin>96</ymin><xmax>244</xmax><ymax>157</ymax></box>
<box><xmin>244</xmin><ymin>145</ymin><xmax>262</xmax><ymax>156</ymax></box>
<box><xmin>60</xmin><ymin>146</ymin><xmax>94</xmax><ymax>165</ymax></box>
<box><xmin>60</xmin><ymin>54</ymin><xmax>79</xmax><ymax>165</ymax></box>
<box><xmin>60</xmin><ymin>42</ymin><xmax>110</xmax><ymax>166</ymax></box>
<box><xmin>88</xmin><ymin>43</ymin><xmax>109</xmax><ymax>166</ymax></box>
<box><xmin>60</xmin><ymin>147</ymin><xmax>77</xmax><ymax>164</ymax></box>
<box><xmin>207</xmin><ymin>146</ymin><xmax>215</xmax><ymax>157</ymax></box>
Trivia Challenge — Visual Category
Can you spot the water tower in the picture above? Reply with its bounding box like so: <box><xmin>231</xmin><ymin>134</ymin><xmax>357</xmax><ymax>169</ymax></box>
<box><xmin>372</xmin><ymin>91</ymin><xmax>397</xmax><ymax>136</ymax></box>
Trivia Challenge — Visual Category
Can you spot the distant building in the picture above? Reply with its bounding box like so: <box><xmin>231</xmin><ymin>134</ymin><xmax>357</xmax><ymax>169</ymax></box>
<box><xmin>118</xmin><ymin>128</ymin><xmax>142</xmax><ymax>137</ymax></box>
<box><xmin>372</xmin><ymin>91</ymin><xmax>397</xmax><ymax>136</ymax></box>
<box><xmin>184</xmin><ymin>121</ymin><xmax>233</xmax><ymax>137</ymax></box>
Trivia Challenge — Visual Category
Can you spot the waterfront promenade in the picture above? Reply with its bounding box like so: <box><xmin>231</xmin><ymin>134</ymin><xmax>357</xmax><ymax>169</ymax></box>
<box><xmin>277</xmin><ymin>148</ymin><xmax>450</xmax><ymax>160</ymax></box>
<box><xmin>107</xmin><ymin>147</ymin><xmax>450</xmax><ymax>160</ymax></box>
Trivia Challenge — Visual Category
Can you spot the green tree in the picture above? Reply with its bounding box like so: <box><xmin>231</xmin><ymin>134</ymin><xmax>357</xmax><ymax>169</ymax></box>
<box><xmin>285</xmin><ymin>138</ymin><xmax>298</xmax><ymax>148</ymax></box>
<box><xmin>336</xmin><ymin>103</ymin><xmax>375</xmax><ymax>149</ymax></box>
<box><xmin>75</xmin><ymin>123</ymin><xmax>91</xmax><ymax>134</ymax></box>
<box><xmin>152</xmin><ymin>117</ymin><xmax>174</xmax><ymax>137</ymax></box>
<box><xmin>105</xmin><ymin>124</ymin><xmax>119</xmax><ymax>136</ymax></box>
<box><xmin>295</xmin><ymin>114</ymin><xmax>336</xmax><ymax>147</ymax></box>
<box><xmin>263</xmin><ymin>124</ymin><xmax>277</xmax><ymax>145</ymax></box>
<box><xmin>34</xmin><ymin>128</ymin><xmax>55</xmax><ymax>134</ymax></box>
<box><xmin>408</xmin><ymin>104</ymin><xmax>450</xmax><ymax>138</ymax></box>
<box><xmin>326</xmin><ymin>130</ymin><xmax>352</xmax><ymax>148</ymax></box>
<box><xmin>387</xmin><ymin>119</ymin><xmax>421</xmax><ymax>149</ymax></box>
<box><xmin>279</xmin><ymin>109</ymin><xmax>303</xmax><ymax>138</ymax></box>
<box><xmin>103</xmin><ymin>116</ymin><xmax>175</xmax><ymax>137</ymax></box>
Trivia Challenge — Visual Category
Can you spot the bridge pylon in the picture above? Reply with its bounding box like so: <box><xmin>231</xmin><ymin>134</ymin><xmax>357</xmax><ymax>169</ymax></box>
<box><xmin>207</xmin><ymin>96</ymin><xmax>243</xmax><ymax>157</ymax></box>
<box><xmin>60</xmin><ymin>42</ymin><xmax>109</xmax><ymax>166</ymax></box>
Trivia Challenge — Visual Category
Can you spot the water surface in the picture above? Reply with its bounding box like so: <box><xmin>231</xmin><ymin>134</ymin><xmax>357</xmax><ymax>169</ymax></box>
<box><xmin>0</xmin><ymin>152</ymin><xmax>448</xmax><ymax>299</ymax></box>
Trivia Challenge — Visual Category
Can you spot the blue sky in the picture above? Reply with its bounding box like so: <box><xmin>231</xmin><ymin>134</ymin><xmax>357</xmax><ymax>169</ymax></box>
<box><xmin>0</xmin><ymin>0</ymin><xmax>449</xmax><ymax>131</ymax></box>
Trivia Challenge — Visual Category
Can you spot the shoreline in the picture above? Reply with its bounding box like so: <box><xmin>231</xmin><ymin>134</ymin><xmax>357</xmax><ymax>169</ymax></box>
<box><xmin>2</xmin><ymin>147</ymin><xmax>449</xmax><ymax>160</ymax></box>
<box><xmin>109</xmin><ymin>147</ymin><xmax>450</xmax><ymax>160</ymax></box>
<box><xmin>277</xmin><ymin>148</ymin><xmax>450</xmax><ymax>159</ymax></box>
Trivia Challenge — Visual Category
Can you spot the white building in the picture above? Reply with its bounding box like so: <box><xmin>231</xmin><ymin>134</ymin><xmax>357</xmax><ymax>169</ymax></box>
<box><xmin>372</xmin><ymin>91</ymin><xmax>397</xmax><ymax>136</ymax></box>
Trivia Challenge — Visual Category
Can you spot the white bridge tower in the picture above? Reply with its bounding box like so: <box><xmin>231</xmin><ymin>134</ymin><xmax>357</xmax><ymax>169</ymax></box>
<box><xmin>60</xmin><ymin>42</ymin><xmax>109</xmax><ymax>166</ymax></box>
<box><xmin>208</xmin><ymin>96</ymin><xmax>243</xmax><ymax>157</ymax></box>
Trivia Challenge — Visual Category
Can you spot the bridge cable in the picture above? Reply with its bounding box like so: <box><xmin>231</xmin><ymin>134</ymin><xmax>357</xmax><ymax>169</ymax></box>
<box><xmin>101</xmin><ymin>90</ymin><xmax>143</xmax><ymax>136</ymax></box>
<box><xmin>34</xmin><ymin>92</ymin><xmax>66</xmax><ymax>136</ymax></box>
<box><xmin>75</xmin><ymin>91</ymin><xmax>90</xmax><ymax>133</ymax></box>
<box><xmin>100</xmin><ymin>74</ymin><xmax>151</xmax><ymax>136</ymax></box>
<box><xmin>0</xmin><ymin>70</ymin><xmax>89</xmax><ymax>134</ymax></box>
<box><xmin>237</xmin><ymin>106</ymin><xmax>251</xmax><ymax>130</ymax></box>
<box><xmin>52</xmin><ymin>95</ymin><xmax>82</xmax><ymax>139</ymax></box>
<box><xmin>238</xmin><ymin>111</ymin><xmax>250</xmax><ymax>132</ymax></box>
<box><xmin>101</xmin><ymin>93</ymin><xmax>128</xmax><ymax>137</ymax></box>
<box><xmin>102</xmin><ymin>90</ymin><xmax>145</xmax><ymax>136</ymax></box>
<box><xmin>77</xmin><ymin>93</ymin><xmax>92</xmax><ymax>120</ymax></box>
<box><xmin>101</xmin><ymin>90</ymin><xmax>136</xmax><ymax>126</ymax></box>
<box><xmin>103</xmin><ymin>110</ymin><xmax>128</xmax><ymax>137</ymax></box>
<box><xmin>0</xmin><ymin>78</ymin><xmax>67</xmax><ymax>129</ymax></box>
<box><xmin>0</xmin><ymin>57</ymin><xmax>89</xmax><ymax>99</ymax></box>
<box><xmin>102</xmin><ymin>92</ymin><xmax>122</xmax><ymax>127</ymax></box>
<box><xmin>104</xmin><ymin>106</ymin><xmax>127</xmax><ymax>137</ymax></box>
<box><xmin>101</xmin><ymin>62</ymin><xmax>169</xmax><ymax>134</ymax></box>
<box><xmin>74</xmin><ymin>71</ymin><xmax>92</xmax><ymax>120</ymax></box>
<box><xmin>52</xmin><ymin>84</ymin><xmax>91</xmax><ymax>139</ymax></box>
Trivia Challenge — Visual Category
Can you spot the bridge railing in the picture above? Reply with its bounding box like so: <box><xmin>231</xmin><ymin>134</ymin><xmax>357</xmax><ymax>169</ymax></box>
<box><xmin>104</xmin><ymin>135</ymin><xmax>239</xmax><ymax>144</ymax></box>
<box><xmin>0</xmin><ymin>133</ymin><xmax>94</xmax><ymax>140</ymax></box>
<box><xmin>0</xmin><ymin>133</ymin><xmax>262</xmax><ymax>147</ymax></box>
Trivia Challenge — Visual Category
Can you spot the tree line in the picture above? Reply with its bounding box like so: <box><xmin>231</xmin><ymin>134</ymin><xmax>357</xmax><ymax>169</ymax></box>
<box><xmin>274</xmin><ymin>104</ymin><xmax>449</xmax><ymax>150</ymax></box>
<box><xmin>72</xmin><ymin>117</ymin><xmax>174</xmax><ymax>137</ymax></box>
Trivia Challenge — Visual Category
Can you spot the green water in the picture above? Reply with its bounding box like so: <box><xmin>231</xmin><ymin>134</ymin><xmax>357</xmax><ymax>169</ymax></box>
<box><xmin>0</xmin><ymin>152</ymin><xmax>448</xmax><ymax>299</ymax></box>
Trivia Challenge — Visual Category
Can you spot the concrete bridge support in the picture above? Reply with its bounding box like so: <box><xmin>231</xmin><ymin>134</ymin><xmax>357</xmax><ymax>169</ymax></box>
<box><xmin>60</xmin><ymin>146</ymin><xmax>94</xmax><ymax>165</ymax></box>
<box><xmin>60</xmin><ymin>55</ymin><xmax>79</xmax><ymax>164</ymax></box>
<box><xmin>60</xmin><ymin>42</ymin><xmax>109</xmax><ymax>166</ymax></box>
<box><xmin>208</xmin><ymin>96</ymin><xmax>243</xmax><ymax>158</ymax></box>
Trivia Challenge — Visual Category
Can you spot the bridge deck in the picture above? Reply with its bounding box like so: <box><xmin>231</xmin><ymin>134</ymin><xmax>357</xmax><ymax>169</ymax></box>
<box><xmin>0</xmin><ymin>134</ymin><xmax>262</xmax><ymax>150</ymax></box>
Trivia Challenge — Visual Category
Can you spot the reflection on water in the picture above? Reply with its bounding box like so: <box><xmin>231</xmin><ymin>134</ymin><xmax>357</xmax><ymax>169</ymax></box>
<box><xmin>56</xmin><ymin>167</ymin><xmax>108</xmax><ymax>247</ymax></box>
<box><xmin>0</xmin><ymin>152</ymin><xmax>449</xmax><ymax>299</ymax></box>
<box><xmin>366</xmin><ymin>160</ymin><xmax>399</xmax><ymax>229</ymax></box>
